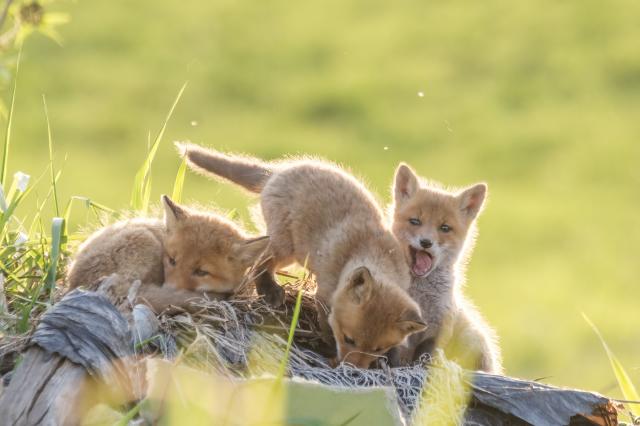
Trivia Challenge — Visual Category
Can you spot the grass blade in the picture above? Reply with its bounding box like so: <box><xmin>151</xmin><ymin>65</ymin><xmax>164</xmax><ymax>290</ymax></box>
<box><xmin>583</xmin><ymin>313</ymin><xmax>639</xmax><ymax>416</ymax></box>
<box><xmin>277</xmin><ymin>289</ymin><xmax>304</xmax><ymax>379</ymax></box>
<box><xmin>0</xmin><ymin>47</ymin><xmax>21</xmax><ymax>187</ymax></box>
<box><xmin>130</xmin><ymin>82</ymin><xmax>188</xmax><ymax>213</ymax></box>
<box><xmin>171</xmin><ymin>155</ymin><xmax>187</xmax><ymax>203</ymax></box>
<box><xmin>42</xmin><ymin>95</ymin><xmax>60</xmax><ymax>216</ymax></box>
<box><xmin>45</xmin><ymin>217</ymin><xmax>64</xmax><ymax>304</ymax></box>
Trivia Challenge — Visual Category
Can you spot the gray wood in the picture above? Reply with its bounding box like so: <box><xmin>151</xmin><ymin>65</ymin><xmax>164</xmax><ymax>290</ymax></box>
<box><xmin>0</xmin><ymin>275</ymin><xmax>148</xmax><ymax>425</ymax></box>
<box><xmin>465</xmin><ymin>372</ymin><xmax>617</xmax><ymax>425</ymax></box>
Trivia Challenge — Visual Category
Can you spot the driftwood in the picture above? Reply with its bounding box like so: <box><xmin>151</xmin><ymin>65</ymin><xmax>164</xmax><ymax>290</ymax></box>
<box><xmin>0</xmin><ymin>277</ymin><xmax>621</xmax><ymax>425</ymax></box>
<box><xmin>0</xmin><ymin>276</ymin><xmax>153</xmax><ymax>425</ymax></box>
<box><xmin>464</xmin><ymin>373</ymin><xmax>618</xmax><ymax>425</ymax></box>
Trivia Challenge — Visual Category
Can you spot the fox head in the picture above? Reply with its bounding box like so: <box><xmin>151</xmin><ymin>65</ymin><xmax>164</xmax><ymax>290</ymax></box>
<box><xmin>161</xmin><ymin>195</ymin><xmax>269</xmax><ymax>293</ymax></box>
<box><xmin>329</xmin><ymin>266</ymin><xmax>428</xmax><ymax>368</ymax></box>
<box><xmin>391</xmin><ymin>164</ymin><xmax>487</xmax><ymax>278</ymax></box>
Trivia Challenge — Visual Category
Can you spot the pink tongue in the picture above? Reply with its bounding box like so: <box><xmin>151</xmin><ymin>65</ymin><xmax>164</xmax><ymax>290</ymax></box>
<box><xmin>413</xmin><ymin>251</ymin><xmax>433</xmax><ymax>276</ymax></box>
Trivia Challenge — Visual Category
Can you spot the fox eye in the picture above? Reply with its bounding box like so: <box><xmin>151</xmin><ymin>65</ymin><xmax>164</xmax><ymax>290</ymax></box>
<box><xmin>409</xmin><ymin>218</ymin><xmax>422</xmax><ymax>226</ymax></box>
<box><xmin>439</xmin><ymin>224</ymin><xmax>452</xmax><ymax>233</ymax></box>
<box><xmin>344</xmin><ymin>335</ymin><xmax>356</xmax><ymax>345</ymax></box>
<box><xmin>373</xmin><ymin>346</ymin><xmax>382</xmax><ymax>352</ymax></box>
<box><xmin>193</xmin><ymin>268</ymin><xmax>209</xmax><ymax>277</ymax></box>
<box><xmin>168</xmin><ymin>257</ymin><xmax>176</xmax><ymax>266</ymax></box>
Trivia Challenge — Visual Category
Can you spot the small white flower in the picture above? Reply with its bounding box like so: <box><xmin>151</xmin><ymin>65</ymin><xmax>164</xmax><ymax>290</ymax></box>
<box><xmin>15</xmin><ymin>232</ymin><xmax>28</xmax><ymax>247</ymax></box>
<box><xmin>15</xmin><ymin>171</ymin><xmax>30</xmax><ymax>193</ymax></box>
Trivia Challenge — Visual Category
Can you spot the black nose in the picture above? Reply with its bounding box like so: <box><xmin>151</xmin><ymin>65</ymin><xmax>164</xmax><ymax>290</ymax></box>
<box><xmin>420</xmin><ymin>239</ymin><xmax>433</xmax><ymax>249</ymax></box>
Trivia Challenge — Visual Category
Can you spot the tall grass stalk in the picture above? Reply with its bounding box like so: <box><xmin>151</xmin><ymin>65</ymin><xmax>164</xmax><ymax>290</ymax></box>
<box><xmin>42</xmin><ymin>95</ymin><xmax>60</xmax><ymax>216</ymax></box>
<box><xmin>171</xmin><ymin>155</ymin><xmax>187</xmax><ymax>203</ymax></box>
<box><xmin>130</xmin><ymin>82</ymin><xmax>188</xmax><ymax>213</ymax></box>
<box><xmin>277</xmin><ymin>289</ymin><xmax>304</xmax><ymax>380</ymax></box>
<box><xmin>583</xmin><ymin>313</ymin><xmax>639</xmax><ymax>417</ymax></box>
<box><xmin>45</xmin><ymin>217</ymin><xmax>64</xmax><ymax>303</ymax></box>
<box><xmin>0</xmin><ymin>47</ymin><xmax>21</xmax><ymax>187</ymax></box>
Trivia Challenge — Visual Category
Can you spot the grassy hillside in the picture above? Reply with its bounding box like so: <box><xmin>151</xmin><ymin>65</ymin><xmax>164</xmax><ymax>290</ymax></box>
<box><xmin>5</xmin><ymin>0</ymin><xmax>640</xmax><ymax>393</ymax></box>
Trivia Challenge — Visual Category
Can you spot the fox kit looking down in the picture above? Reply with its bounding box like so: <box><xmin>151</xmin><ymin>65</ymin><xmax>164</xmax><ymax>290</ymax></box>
<box><xmin>67</xmin><ymin>196</ymin><xmax>269</xmax><ymax>311</ymax></box>
<box><xmin>389</xmin><ymin>164</ymin><xmax>502</xmax><ymax>373</ymax></box>
<box><xmin>180</xmin><ymin>143</ymin><xmax>428</xmax><ymax>368</ymax></box>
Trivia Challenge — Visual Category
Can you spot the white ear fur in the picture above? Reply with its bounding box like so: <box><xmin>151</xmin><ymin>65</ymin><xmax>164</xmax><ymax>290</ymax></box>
<box><xmin>346</xmin><ymin>266</ymin><xmax>374</xmax><ymax>305</ymax></box>
<box><xmin>162</xmin><ymin>195</ymin><xmax>187</xmax><ymax>230</ymax></box>
<box><xmin>397</xmin><ymin>308</ymin><xmax>428</xmax><ymax>335</ymax></box>
<box><xmin>236</xmin><ymin>236</ymin><xmax>270</xmax><ymax>264</ymax></box>
<box><xmin>458</xmin><ymin>183</ymin><xmax>487</xmax><ymax>221</ymax></box>
<box><xmin>393</xmin><ymin>163</ymin><xmax>420</xmax><ymax>204</ymax></box>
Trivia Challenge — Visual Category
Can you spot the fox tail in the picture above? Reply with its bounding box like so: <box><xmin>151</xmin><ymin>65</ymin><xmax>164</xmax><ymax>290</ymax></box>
<box><xmin>177</xmin><ymin>142</ymin><xmax>272</xmax><ymax>193</ymax></box>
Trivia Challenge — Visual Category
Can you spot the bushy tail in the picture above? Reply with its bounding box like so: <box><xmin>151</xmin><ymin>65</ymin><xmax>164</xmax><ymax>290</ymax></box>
<box><xmin>177</xmin><ymin>142</ymin><xmax>272</xmax><ymax>193</ymax></box>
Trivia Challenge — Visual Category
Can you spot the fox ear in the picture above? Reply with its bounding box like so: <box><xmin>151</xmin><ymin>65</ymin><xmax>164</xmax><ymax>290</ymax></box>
<box><xmin>397</xmin><ymin>309</ymin><xmax>428</xmax><ymax>335</ymax></box>
<box><xmin>162</xmin><ymin>195</ymin><xmax>187</xmax><ymax>230</ymax></box>
<box><xmin>236</xmin><ymin>236</ymin><xmax>270</xmax><ymax>265</ymax></box>
<box><xmin>457</xmin><ymin>183</ymin><xmax>487</xmax><ymax>221</ymax></box>
<box><xmin>393</xmin><ymin>163</ymin><xmax>420</xmax><ymax>204</ymax></box>
<box><xmin>345</xmin><ymin>266</ymin><xmax>374</xmax><ymax>305</ymax></box>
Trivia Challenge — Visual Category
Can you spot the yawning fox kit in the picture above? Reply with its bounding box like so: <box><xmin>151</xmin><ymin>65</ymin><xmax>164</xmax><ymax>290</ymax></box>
<box><xmin>390</xmin><ymin>164</ymin><xmax>501</xmax><ymax>373</ymax></box>
<box><xmin>67</xmin><ymin>142</ymin><xmax>500</xmax><ymax>372</ymax></box>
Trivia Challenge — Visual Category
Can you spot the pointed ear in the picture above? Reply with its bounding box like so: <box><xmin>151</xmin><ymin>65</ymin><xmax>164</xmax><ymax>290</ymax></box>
<box><xmin>457</xmin><ymin>183</ymin><xmax>487</xmax><ymax>221</ymax></box>
<box><xmin>393</xmin><ymin>163</ymin><xmax>420</xmax><ymax>205</ymax></box>
<box><xmin>162</xmin><ymin>195</ymin><xmax>187</xmax><ymax>231</ymax></box>
<box><xmin>236</xmin><ymin>236</ymin><xmax>270</xmax><ymax>265</ymax></box>
<box><xmin>397</xmin><ymin>309</ymin><xmax>428</xmax><ymax>335</ymax></box>
<box><xmin>345</xmin><ymin>266</ymin><xmax>374</xmax><ymax>305</ymax></box>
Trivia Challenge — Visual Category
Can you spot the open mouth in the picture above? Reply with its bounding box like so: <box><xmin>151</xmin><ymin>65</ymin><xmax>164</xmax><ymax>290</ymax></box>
<box><xmin>409</xmin><ymin>246</ymin><xmax>434</xmax><ymax>277</ymax></box>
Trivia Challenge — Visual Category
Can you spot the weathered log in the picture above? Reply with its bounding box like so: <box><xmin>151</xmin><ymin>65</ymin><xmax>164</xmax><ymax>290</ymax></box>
<box><xmin>464</xmin><ymin>373</ymin><xmax>618</xmax><ymax>425</ymax></box>
<box><xmin>0</xmin><ymin>275</ymin><xmax>153</xmax><ymax>425</ymax></box>
<box><xmin>0</xmin><ymin>275</ymin><xmax>621</xmax><ymax>425</ymax></box>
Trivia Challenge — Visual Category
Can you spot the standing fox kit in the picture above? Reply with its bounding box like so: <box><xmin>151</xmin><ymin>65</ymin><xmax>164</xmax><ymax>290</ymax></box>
<box><xmin>67</xmin><ymin>196</ymin><xmax>269</xmax><ymax>311</ymax></box>
<box><xmin>181</xmin><ymin>143</ymin><xmax>428</xmax><ymax>368</ymax></box>
<box><xmin>389</xmin><ymin>164</ymin><xmax>502</xmax><ymax>373</ymax></box>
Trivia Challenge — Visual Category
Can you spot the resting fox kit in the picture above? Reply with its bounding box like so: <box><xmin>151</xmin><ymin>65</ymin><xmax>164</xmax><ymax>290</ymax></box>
<box><xmin>390</xmin><ymin>164</ymin><xmax>502</xmax><ymax>373</ymax></box>
<box><xmin>67</xmin><ymin>196</ymin><xmax>269</xmax><ymax>311</ymax></box>
<box><xmin>181</xmin><ymin>143</ymin><xmax>427</xmax><ymax>368</ymax></box>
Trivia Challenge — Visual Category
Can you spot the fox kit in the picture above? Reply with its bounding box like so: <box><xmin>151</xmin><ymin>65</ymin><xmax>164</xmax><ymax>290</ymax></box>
<box><xmin>389</xmin><ymin>164</ymin><xmax>502</xmax><ymax>373</ymax></box>
<box><xmin>67</xmin><ymin>196</ymin><xmax>269</xmax><ymax>312</ymax></box>
<box><xmin>180</xmin><ymin>143</ymin><xmax>428</xmax><ymax>368</ymax></box>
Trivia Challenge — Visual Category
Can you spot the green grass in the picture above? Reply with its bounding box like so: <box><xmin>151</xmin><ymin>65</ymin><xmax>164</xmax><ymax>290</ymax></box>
<box><xmin>584</xmin><ymin>314</ymin><xmax>639</xmax><ymax>419</ymax></box>
<box><xmin>1</xmin><ymin>0</ymin><xmax>639</xmax><ymax>395</ymax></box>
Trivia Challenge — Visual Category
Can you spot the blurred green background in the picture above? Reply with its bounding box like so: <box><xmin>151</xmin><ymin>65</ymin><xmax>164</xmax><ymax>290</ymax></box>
<box><xmin>7</xmin><ymin>0</ymin><xmax>639</xmax><ymax>393</ymax></box>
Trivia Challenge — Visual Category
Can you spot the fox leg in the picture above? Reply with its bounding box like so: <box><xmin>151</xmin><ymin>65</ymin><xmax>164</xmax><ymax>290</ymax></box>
<box><xmin>412</xmin><ymin>335</ymin><xmax>437</xmax><ymax>364</ymax></box>
<box><xmin>252</xmin><ymin>255</ymin><xmax>285</xmax><ymax>308</ymax></box>
<box><xmin>314</xmin><ymin>296</ymin><xmax>337</xmax><ymax>361</ymax></box>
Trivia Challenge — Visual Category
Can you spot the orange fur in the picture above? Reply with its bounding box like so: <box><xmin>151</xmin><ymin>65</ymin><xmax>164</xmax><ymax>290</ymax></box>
<box><xmin>181</xmin><ymin>143</ymin><xmax>427</xmax><ymax>368</ymax></box>
<box><xmin>66</xmin><ymin>196</ymin><xmax>269</xmax><ymax>312</ymax></box>
<box><xmin>389</xmin><ymin>164</ymin><xmax>502</xmax><ymax>373</ymax></box>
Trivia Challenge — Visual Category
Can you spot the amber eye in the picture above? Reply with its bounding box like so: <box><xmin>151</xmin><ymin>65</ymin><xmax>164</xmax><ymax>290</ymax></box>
<box><xmin>193</xmin><ymin>268</ymin><xmax>209</xmax><ymax>277</ymax></box>
<box><xmin>168</xmin><ymin>257</ymin><xmax>176</xmax><ymax>266</ymax></box>
<box><xmin>344</xmin><ymin>335</ymin><xmax>355</xmax><ymax>345</ymax></box>
<box><xmin>409</xmin><ymin>218</ymin><xmax>422</xmax><ymax>226</ymax></box>
<box><xmin>439</xmin><ymin>224</ymin><xmax>452</xmax><ymax>233</ymax></box>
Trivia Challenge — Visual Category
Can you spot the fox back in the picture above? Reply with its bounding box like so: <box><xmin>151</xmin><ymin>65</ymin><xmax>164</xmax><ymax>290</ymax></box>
<box><xmin>181</xmin><ymin>144</ymin><xmax>427</xmax><ymax>368</ymax></box>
